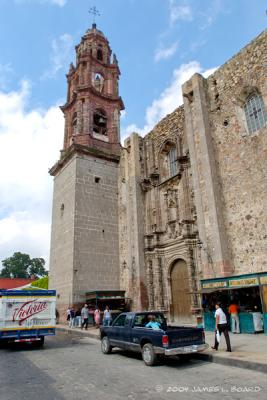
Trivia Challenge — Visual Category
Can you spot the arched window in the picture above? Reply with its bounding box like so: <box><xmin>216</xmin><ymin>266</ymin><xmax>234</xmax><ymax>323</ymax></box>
<box><xmin>92</xmin><ymin>72</ymin><xmax>104</xmax><ymax>92</ymax></box>
<box><xmin>168</xmin><ymin>147</ymin><xmax>178</xmax><ymax>176</ymax></box>
<box><xmin>159</xmin><ymin>142</ymin><xmax>178</xmax><ymax>181</ymax></box>
<box><xmin>93</xmin><ymin>109</ymin><xmax>107</xmax><ymax>136</ymax></box>
<box><xmin>244</xmin><ymin>94</ymin><xmax>266</xmax><ymax>133</ymax></box>
<box><xmin>97</xmin><ymin>48</ymin><xmax>103</xmax><ymax>61</ymax></box>
<box><xmin>72</xmin><ymin>112</ymin><xmax>78</xmax><ymax>136</ymax></box>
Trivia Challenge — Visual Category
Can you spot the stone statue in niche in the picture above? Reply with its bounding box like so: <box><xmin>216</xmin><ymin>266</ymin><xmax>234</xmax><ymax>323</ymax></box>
<box><xmin>164</xmin><ymin>189</ymin><xmax>178</xmax><ymax>222</ymax></box>
<box><xmin>166</xmin><ymin>221</ymin><xmax>179</xmax><ymax>239</ymax></box>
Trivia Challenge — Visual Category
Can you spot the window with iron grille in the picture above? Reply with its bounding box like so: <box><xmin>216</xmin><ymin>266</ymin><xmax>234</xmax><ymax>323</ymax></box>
<box><xmin>168</xmin><ymin>147</ymin><xmax>178</xmax><ymax>177</ymax></box>
<box><xmin>244</xmin><ymin>94</ymin><xmax>266</xmax><ymax>133</ymax></box>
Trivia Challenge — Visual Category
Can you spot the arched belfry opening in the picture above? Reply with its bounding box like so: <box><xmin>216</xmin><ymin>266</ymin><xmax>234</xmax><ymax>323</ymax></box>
<box><xmin>170</xmin><ymin>259</ymin><xmax>191</xmax><ymax>322</ymax></box>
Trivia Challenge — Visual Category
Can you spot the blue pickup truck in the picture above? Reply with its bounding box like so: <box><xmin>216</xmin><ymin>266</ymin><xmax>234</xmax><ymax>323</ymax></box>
<box><xmin>100</xmin><ymin>312</ymin><xmax>208</xmax><ymax>366</ymax></box>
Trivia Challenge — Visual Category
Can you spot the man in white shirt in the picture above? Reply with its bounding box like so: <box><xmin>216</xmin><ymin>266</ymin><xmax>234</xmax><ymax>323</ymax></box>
<box><xmin>212</xmin><ymin>302</ymin><xmax>232</xmax><ymax>352</ymax></box>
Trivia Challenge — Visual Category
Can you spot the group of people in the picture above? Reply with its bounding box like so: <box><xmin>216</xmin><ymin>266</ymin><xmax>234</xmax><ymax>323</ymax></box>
<box><xmin>66</xmin><ymin>305</ymin><xmax>112</xmax><ymax>329</ymax></box>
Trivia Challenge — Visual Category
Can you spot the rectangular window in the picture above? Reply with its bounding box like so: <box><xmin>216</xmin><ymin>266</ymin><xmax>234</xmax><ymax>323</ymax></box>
<box><xmin>169</xmin><ymin>147</ymin><xmax>178</xmax><ymax>177</ymax></box>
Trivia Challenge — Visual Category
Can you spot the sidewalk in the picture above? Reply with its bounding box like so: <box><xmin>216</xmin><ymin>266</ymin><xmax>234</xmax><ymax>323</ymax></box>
<box><xmin>56</xmin><ymin>324</ymin><xmax>267</xmax><ymax>373</ymax></box>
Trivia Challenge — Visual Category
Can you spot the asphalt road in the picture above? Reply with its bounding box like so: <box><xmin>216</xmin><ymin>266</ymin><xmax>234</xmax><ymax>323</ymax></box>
<box><xmin>0</xmin><ymin>332</ymin><xmax>266</xmax><ymax>400</ymax></box>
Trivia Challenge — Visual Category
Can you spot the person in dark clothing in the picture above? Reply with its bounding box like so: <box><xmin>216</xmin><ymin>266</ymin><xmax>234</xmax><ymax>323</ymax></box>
<box><xmin>212</xmin><ymin>302</ymin><xmax>232</xmax><ymax>352</ymax></box>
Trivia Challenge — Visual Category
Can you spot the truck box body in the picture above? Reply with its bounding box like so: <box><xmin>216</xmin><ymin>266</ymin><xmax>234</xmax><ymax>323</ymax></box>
<box><xmin>0</xmin><ymin>289</ymin><xmax>56</xmax><ymax>343</ymax></box>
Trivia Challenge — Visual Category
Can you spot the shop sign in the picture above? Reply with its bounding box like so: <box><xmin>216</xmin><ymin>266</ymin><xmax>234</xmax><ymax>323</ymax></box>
<box><xmin>259</xmin><ymin>276</ymin><xmax>267</xmax><ymax>285</ymax></box>
<box><xmin>229</xmin><ymin>277</ymin><xmax>259</xmax><ymax>288</ymax></box>
<box><xmin>202</xmin><ymin>281</ymin><xmax>228</xmax><ymax>289</ymax></box>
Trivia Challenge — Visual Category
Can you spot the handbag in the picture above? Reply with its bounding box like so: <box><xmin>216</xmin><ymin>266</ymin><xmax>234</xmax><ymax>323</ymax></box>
<box><xmin>216</xmin><ymin>329</ymin><xmax>221</xmax><ymax>343</ymax></box>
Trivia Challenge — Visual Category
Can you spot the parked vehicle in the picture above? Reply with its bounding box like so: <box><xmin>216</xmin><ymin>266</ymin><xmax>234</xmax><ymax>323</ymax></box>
<box><xmin>100</xmin><ymin>312</ymin><xmax>208</xmax><ymax>366</ymax></box>
<box><xmin>0</xmin><ymin>289</ymin><xmax>56</xmax><ymax>347</ymax></box>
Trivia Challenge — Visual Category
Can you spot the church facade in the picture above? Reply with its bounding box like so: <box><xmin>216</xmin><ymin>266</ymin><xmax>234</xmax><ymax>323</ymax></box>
<box><xmin>49</xmin><ymin>25</ymin><xmax>267</xmax><ymax>323</ymax></box>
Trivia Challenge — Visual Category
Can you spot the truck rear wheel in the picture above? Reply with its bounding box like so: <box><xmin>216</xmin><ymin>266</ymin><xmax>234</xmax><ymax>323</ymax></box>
<box><xmin>101</xmin><ymin>336</ymin><xmax>112</xmax><ymax>354</ymax></box>
<box><xmin>34</xmin><ymin>337</ymin><xmax>44</xmax><ymax>348</ymax></box>
<box><xmin>142</xmin><ymin>343</ymin><xmax>157</xmax><ymax>366</ymax></box>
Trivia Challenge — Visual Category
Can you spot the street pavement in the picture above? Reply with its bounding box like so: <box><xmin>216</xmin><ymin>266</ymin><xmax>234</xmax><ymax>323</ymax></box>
<box><xmin>57</xmin><ymin>324</ymin><xmax>267</xmax><ymax>373</ymax></box>
<box><xmin>0</xmin><ymin>331</ymin><xmax>266</xmax><ymax>400</ymax></box>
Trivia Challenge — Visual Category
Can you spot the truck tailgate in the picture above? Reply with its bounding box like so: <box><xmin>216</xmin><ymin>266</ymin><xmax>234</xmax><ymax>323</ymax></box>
<box><xmin>166</xmin><ymin>327</ymin><xmax>204</xmax><ymax>348</ymax></box>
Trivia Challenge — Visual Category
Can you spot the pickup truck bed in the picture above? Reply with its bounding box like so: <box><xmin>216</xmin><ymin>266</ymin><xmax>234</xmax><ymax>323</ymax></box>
<box><xmin>100</xmin><ymin>312</ymin><xmax>208</xmax><ymax>366</ymax></box>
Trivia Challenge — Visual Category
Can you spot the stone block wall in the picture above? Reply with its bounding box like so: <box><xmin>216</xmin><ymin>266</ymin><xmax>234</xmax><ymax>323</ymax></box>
<box><xmin>183</xmin><ymin>29</ymin><xmax>267</xmax><ymax>279</ymax></box>
<box><xmin>49</xmin><ymin>157</ymin><xmax>76</xmax><ymax>320</ymax></box>
<box><xmin>73</xmin><ymin>154</ymin><xmax>120</xmax><ymax>302</ymax></box>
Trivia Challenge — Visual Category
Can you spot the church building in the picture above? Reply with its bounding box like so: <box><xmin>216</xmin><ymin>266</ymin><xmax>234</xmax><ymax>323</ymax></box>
<box><xmin>49</xmin><ymin>25</ymin><xmax>267</xmax><ymax>326</ymax></box>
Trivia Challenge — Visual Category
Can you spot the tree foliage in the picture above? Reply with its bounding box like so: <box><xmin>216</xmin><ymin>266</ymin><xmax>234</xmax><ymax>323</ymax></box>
<box><xmin>0</xmin><ymin>252</ymin><xmax>48</xmax><ymax>278</ymax></box>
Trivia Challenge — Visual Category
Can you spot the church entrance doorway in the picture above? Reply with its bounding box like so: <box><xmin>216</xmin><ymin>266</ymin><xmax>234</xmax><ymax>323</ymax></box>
<box><xmin>170</xmin><ymin>259</ymin><xmax>191</xmax><ymax>323</ymax></box>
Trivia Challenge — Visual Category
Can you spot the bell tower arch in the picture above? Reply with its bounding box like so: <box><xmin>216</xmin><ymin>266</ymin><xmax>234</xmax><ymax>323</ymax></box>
<box><xmin>49</xmin><ymin>24</ymin><xmax>124</xmax><ymax>320</ymax></box>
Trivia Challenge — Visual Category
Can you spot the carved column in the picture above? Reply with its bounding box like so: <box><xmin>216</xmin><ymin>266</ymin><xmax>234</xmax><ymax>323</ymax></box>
<box><xmin>146</xmin><ymin>259</ymin><xmax>154</xmax><ymax>310</ymax></box>
<box><xmin>155</xmin><ymin>256</ymin><xmax>164</xmax><ymax>309</ymax></box>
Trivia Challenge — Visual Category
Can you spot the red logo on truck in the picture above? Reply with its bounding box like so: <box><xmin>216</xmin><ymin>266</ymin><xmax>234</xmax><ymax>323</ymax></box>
<box><xmin>12</xmin><ymin>300</ymin><xmax>47</xmax><ymax>325</ymax></box>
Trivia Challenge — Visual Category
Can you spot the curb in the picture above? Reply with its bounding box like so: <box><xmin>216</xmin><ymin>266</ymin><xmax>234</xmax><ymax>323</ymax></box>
<box><xmin>56</xmin><ymin>326</ymin><xmax>100</xmax><ymax>341</ymax></box>
<box><xmin>195</xmin><ymin>353</ymin><xmax>267</xmax><ymax>374</ymax></box>
<box><xmin>56</xmin><ymin>327</ymin><xmax>267</xmax><ymax>374</ymax></box>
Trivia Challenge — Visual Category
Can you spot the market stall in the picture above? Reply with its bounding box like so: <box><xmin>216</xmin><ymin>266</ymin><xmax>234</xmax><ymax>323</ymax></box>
<box><xmin>201</xmin><ymin>273</ymin><xmax>267</xmax><ymax>334</ymax></box>
<box><xmin>85</xmin><ymin>290</ymin><xmax>130</xmax><ymax>324</ymax></box>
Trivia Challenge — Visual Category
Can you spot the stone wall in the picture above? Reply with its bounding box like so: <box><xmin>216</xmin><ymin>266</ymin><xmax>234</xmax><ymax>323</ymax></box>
<box><xmin>50</xmin><ymin>152</ymin><xmax>121</xmax><ymax>320</ymax></box>
<box><xmin>49</xmin><ymin>157</ymin><xmax>76</xmax><ymax>320</ymax></box>
<box><xmin>119</xmin><ymin>107</ymin><xmax>201</xmax><ymax>321</ymax></box>
<box><xmin>73</xmin><ymin>153</ymin><xmax>120</xmax><ymax>302</ymax></box>
<box><xmin>183</xmin><ymin>29</ymin><xmax>267</xmax><ymax>279</ymax></box>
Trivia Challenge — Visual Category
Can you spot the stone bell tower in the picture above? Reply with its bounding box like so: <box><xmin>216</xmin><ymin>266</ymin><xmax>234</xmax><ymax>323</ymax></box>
<box><xmin>49</xmin><ymin>24</ymin><xmax>124</xmax><ymax>318</ymax></box>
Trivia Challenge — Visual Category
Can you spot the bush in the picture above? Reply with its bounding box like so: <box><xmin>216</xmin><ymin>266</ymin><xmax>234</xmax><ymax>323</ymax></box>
<box><xmin>31</xmin><ymin>276</ymin><xmax>49</xmax><ymax>289</ymax></box>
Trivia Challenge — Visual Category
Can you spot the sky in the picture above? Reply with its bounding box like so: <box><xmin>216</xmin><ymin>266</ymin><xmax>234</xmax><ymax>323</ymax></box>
<box><xmin>0</xmin><ymin>0</ymin><xmax>266</xmax><ymax>270</ymax></box>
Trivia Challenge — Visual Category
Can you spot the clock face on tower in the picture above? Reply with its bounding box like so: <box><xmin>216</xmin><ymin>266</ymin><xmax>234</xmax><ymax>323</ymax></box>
<box><xmin>92</xmin><ymin>73</ymin><xmax>104</xmax><ymax>92</ymax></box>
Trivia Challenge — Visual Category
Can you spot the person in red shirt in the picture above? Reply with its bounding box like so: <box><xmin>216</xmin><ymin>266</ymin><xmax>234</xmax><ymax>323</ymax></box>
<box><xmin>229</xmin><ymin>301</ymin><xmax>240</xmax><ymax>333</ymax></box>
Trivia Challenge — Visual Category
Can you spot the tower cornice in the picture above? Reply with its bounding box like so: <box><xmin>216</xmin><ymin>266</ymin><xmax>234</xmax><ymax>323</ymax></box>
<box><xmin>49</xmin><ymin>143</ymin><xmax>121</xmax><ymax>177</ymax></box>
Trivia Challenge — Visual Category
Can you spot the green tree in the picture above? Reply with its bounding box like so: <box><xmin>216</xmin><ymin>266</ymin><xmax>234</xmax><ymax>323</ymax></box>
<box><xmin>0</xmin><ymin>252</ymin><xmax>48</xmax><ymax>278</ymax></box>
<box><xmin>28</xmin><ymin>258</ymin><xmax>47</xmax><ymax>278</ymax></box>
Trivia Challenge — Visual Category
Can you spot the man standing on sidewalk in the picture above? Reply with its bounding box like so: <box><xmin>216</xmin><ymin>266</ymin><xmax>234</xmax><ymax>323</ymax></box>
<box><xmin>81</xmin><ymin>304</ymin><xmax>89</xmax><ymax>330</ymax></box>
<box><xmin>229</xmin><ymin>301</ymin><xmax>240</xmax><ymax>333</ymax></box>
<box><xmin>212</xmin><ymin>302</ymin><xmax>232</xmax><ymax>352</ymax></box>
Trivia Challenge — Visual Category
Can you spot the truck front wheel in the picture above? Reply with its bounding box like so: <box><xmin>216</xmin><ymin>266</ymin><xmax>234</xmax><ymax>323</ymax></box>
<box><xmin>101</xmin><ymin>336</ymin><xmax>112</xmax><ymax>354</ymax></box>
<box><xmin>142</xmin><ymin>343</ymin><xmax>157</xmax><ymax>366</ymax></box>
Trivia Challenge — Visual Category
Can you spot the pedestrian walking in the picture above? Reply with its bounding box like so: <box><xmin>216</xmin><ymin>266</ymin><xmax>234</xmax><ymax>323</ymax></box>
<box><xmin>103</xmin><ymin>305</ymin><xmax>112</xmax><ymax>326</ymax></box>
<box><xmin>75</xmin><ymin>308</ymin><xmax>81</xmax><ymax>328</ymax></box>
<box><xmin>81</xmin><ymin>304</ymin><xmax>89</xmax><ymax>330</ymax></box>
<box><xmin>94</xmin><ymin>307</ymin><xmax>101</xmax><ymax>328</ymax></box>
<box><xmin>69</xmin><ymin>307</ymin><xmax>75</xmax><ymax>328</ymax></box>
<box><xmin>229</xmin><ymin>301</ymin><xmax>240</xmax><ymax>333</ymax></box>
<box><xmin>212</xmin><ymin>302</ymin><xmax>232</xmax><ymax>352</ymax></box>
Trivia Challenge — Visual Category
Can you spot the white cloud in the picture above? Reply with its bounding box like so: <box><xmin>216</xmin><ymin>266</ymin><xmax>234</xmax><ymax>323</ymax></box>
<box><xmin>199</xmin><ymin>0</ymin><xmax>223</xmax><ymax>30</ymax></box>
<box><xmin>154</xmin><ymin>41</ymin><xmax>179</xmax><ymax>62</ymax></box>
<box><xmin>169</xmin><ymin>0</ymin><xmax>193</xmax><ymax>25</ymax></box>
<box><xmin>0</xmin><ymin>81</ymin><xmax>64</xmax><ymax>267</ymax></box>
<box><xmin>41</xmin><ymin>33</ymin><xmax>74</xmax><ymax>80</ymax></box>
<box><xmin>122</xmin><ymin>62</ymin><xmax>217</xmax><ymax>141</ymax></box>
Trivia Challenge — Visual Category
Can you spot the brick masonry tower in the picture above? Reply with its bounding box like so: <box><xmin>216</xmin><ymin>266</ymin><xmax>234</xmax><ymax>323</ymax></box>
<box><xmin>49</xmin><ymin>24</ymin><xmax>124</xmax><ymax>319</ymax></box>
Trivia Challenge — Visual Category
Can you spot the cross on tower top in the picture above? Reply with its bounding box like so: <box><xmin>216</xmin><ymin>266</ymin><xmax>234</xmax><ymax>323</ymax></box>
<box><xmin>89</xmin><ymin>6</ymin><xmax>100</xmax><ymax>24</ymax></box>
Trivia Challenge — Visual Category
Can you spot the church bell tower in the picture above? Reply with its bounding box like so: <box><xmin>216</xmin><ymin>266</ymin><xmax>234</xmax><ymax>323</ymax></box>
<box><xmin>49</xmin><ymin>24</ymin><xmax>124</xmax><ymax>318</ymax></box>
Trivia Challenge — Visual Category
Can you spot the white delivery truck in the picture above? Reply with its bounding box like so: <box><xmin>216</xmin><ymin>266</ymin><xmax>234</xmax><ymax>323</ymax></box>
<box><xmin>0</xmin><ymin>289</ymin><xmax>56</xmax><ymax>347</ymax></box>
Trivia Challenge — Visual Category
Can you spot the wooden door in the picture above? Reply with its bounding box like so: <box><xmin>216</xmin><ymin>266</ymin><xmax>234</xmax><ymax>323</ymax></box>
<box><xmin>170</xmin><ymin>260</ymin><xmax>191</xmax><ymax>322</ymax></box>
